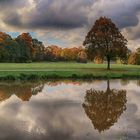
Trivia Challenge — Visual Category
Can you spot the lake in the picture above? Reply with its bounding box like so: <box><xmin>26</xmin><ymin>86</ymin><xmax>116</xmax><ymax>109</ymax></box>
<box><xmin>0</xmin><ymin>79</ymin><xmax>140</xmax><ymax>140</ymax></box>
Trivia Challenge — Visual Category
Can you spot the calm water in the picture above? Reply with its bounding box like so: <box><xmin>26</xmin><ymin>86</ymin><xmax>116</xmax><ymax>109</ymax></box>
<box><xmin>0</xmin><ymin>80</ymin><xmax>140</xmax><ymax>140</ymax></box>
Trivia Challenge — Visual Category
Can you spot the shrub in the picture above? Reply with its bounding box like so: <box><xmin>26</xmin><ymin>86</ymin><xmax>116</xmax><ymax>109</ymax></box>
<box><xmin>128</xmin><ymin>53</ymin><xmax>140</xmax><ymax>65</ymax></box>
<box><xmin>77</xmin><ymin>51</ymin><xmax>87</xmax><ymax>63</ymax></box>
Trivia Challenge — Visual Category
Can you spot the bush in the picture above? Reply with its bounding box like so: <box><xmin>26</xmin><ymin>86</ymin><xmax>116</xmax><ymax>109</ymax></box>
<box><xmin>94</xmin><ymin>55</ymin><xmax>103</xmax><ymax>64</ymax></box>
<box><xmin>128</xmin><ymin>53</ymin><xmax>140</xmax><ymax>65</ymax></box>
<box><xmin>77</xmin><ymin>51</ymin><xmax>87</xmax><ymax>63</ymax></box>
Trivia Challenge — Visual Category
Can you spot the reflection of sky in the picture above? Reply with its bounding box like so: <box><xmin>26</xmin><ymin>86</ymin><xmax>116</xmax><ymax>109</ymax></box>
<box><xmin>0</xmin><ymin>80</ymin><xmax>140</xmax><ymax>140</ymax></box>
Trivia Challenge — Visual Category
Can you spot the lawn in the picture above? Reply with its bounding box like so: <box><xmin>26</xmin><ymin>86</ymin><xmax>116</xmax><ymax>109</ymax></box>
<box><xmin>0</xmin><ymin>62</ymin><xmax>139</xmax><ymax>80</ymax></box>
<box><xmin>0</xmin><ymin>62</ymin><xmax>139</xmax><ymax>70</ymax></box>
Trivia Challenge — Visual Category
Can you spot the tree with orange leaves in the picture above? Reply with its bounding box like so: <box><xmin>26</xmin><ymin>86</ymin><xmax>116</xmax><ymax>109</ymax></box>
<box><xmin>83</xmin><ymin>17</ymin><xmax>128</xmax><ymax>70</ymax></box>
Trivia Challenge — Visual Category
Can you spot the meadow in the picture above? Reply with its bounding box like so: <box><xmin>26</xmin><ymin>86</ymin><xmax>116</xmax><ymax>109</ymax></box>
<box><xmin>0</xmin><ymin>62</ymin><xmax>139</xmax><ymax>80</ymax></box>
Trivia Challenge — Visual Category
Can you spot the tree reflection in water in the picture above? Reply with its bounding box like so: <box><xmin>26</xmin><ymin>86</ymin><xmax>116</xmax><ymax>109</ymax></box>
<box><xmin>83</xmin><ymin>80</ymin><xmax>127</xmax><ymax>133</ymax></box>
<box><xmin>0</xmin><ymin>83</ymin><xmax>44</xmax><ymax>102</ymax></box>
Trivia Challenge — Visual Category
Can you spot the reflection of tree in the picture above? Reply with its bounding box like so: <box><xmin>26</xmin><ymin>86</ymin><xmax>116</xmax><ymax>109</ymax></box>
<box><xmin>120</xmin><ymin>79</ymin><xmax>130</xmax><ymax>86</ymax></box>
<box><xmin>83</xmin><ymin>80</ymin><xmax>127</xmax><ymax>133</ymax></box>
<box><xmin>0</xmin><ymin>83</ymin><xmax>44</xmax><ymax>102</ymax></box>
<box><xmin>0</xmin><ymin>80</ymin><xmax>87</xmax><ymax>102</ymax></box>
<box><xmin>15</xmin><ymin>84</ymin><xmax>43</xmax><ymax>101</ymax></box>
<box><xmin>0</xmin><ymin>90</ymin><xmax>11</xmax><ymax>102</ymax></box>
<box><xmin>137</xmin><ymin>80</ymin><xmax>140</xmax><ymax>87</ymax></box>
<box><xmin>46</xmin><ymin>80</ymin><xmax>82</xmax><ymax>86</ymax></box>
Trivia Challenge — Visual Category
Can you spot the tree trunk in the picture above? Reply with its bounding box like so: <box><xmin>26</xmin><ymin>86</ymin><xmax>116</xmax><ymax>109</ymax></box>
<box><xmin>107</xmin><ymin>80</ymin><xmax>110</xmax><ymax>92</ymax></box>
<box><xmin>107</xmin><ymin>55</ymin><xmax>110</xmax><ymax>70</ymax></box>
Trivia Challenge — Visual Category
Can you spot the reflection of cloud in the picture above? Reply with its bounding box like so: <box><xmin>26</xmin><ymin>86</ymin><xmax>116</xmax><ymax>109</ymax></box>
<box><xmin>0</xmin><ymin>98</ymin><xmax>98</xmax><ymax>140</ymax></box>
<box><xmin>0</xmin><ymin>80</ymin><xmax>139</xmax><ymax>139</ymax></box>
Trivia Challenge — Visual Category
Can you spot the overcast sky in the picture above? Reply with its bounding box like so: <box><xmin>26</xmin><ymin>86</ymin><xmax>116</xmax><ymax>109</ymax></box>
<box><xmin>0</xmin><ymin>0</ymin><xmax>140</xmax><ymax>50</ymax></box>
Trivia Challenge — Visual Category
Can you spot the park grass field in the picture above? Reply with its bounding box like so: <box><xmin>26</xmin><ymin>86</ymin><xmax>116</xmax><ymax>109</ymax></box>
<box><xmin>0</xmin><ymin>62</ymin><xmax>139</xmax><ymax>80</ymax></box>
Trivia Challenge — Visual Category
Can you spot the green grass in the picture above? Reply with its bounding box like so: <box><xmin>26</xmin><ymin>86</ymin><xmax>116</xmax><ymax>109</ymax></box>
<box><xmin>0</xmin><ymin>62</ymin><xmax>139</xmax><ymax>70</ymax></box>
<box><xmin>0</xmin><ymin>62</ymin><xmax>139</xmax><ymax>80</ymax></box>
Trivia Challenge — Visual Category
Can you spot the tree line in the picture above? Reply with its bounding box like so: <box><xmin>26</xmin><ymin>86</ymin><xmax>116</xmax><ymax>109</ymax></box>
<box><xmin>0</xmin><ymin>16</ymin><xmax>140</xmax><ymax>66</ymax></box>
<box><xmin>0</xmin><ymin>32</ymin><xmax>87</xmax><ymax>63</ymax></box>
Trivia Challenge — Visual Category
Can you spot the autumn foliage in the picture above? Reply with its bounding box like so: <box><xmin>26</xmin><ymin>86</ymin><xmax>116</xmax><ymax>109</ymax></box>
<box><xmin>0</xmin><ymin>25</ymin><xmax>139</xmax><ymax>64</ymax></box>
<box><xmin>84</xmin><ymin>17</ymin><xmax>128</xmax><ymax>69</ymax></box>
<box><xmin>0</xmin><ymin>32</ymin><xmax>87</xmax><ymax>63</ymax></box>
<box><xmin>128</xmin><ymin>48</ymin><xmax>140</xmax><ymax>65</ymax></box>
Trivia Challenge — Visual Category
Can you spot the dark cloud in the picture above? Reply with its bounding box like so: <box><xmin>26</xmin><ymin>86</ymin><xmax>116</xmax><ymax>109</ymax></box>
<box><xmin>34</xmin><ymin>0</ymin><xmax>91</xmax><ymax>29</ymax></box>
<box><xmin>0</xmin><ymin>0</ymin><xmax>27</xmax><ymax>8</ymax></box>
<box><xmin>4</xmin><ymin>0</ymin><xmax>93</xmax><ymax>29</ymax></box>
<box><xmin>0</xmin><ymin>0</ymin><xmax>140</xmax><ymax>29</ymax></box>
<box><xmin>2</xmin><ymin>0</ymin><xmax>140</xmax><ymax>31</ymax></box>
<box><xmin>0</xmin><ymin>0</ymin><xmax>28</xmax><ymax>29</ymax></box>
<box><xmin>1</xmin><ymin>0</ymin><xmax>140</xmax><ymax>48</ymax></box>
<box><xmin>88</xmin><ymin>0</ymin><xmax>140</xmax><ymax>29</ymax></box>
<box><xmin>4</xmin><ymin>13</ymin><xmax>22</xmax><ymax>27</ymax></box>
<box><xmin>110</xmin><ymin>13</ymin><xmax>139</xmax><ymax>29</ymax></box>
<box><xmin>0</xmin><ymin>0</ymin><xmax>17</xmax><ymax>5</ymax></box>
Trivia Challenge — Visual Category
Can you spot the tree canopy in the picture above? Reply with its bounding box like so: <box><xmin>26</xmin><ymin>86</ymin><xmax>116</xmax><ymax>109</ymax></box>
<box><xmin>83</xmin><ymin>17</ymin><xmax>128</xmax><ymax>69</ymax></box>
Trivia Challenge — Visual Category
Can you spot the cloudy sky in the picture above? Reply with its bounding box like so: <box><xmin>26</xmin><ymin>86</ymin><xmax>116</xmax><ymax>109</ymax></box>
<box><xmin>0</xmin><ymin>0</ymin><xmax>140</xmax><ymax>50</ymax></box>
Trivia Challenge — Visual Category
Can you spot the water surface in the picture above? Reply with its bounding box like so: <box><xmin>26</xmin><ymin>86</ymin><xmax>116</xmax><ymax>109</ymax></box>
<box><xmin>0</xmin><ymin>80</ymin><xmax>140</xmax><ymax>140</ymax></box>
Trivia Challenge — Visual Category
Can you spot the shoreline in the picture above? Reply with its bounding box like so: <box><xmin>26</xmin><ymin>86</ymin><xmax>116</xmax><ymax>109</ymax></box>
<box><xmin>0</xmin><ymin>71</ymin><xmax>140</xmax><ymax>81</ymax></box>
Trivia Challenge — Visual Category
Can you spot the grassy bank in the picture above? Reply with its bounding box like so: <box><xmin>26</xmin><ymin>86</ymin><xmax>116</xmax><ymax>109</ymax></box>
<box><xmin>0</xmin><ymin>62</ymin><xmax>139</xmax><ymax>80</ymax></box>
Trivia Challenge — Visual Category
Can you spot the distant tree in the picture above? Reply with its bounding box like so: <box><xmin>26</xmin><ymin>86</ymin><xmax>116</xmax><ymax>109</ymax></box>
<box><xmin>61</xmin><ymin>48</ymin><xmax>72</xmax><ymax>61</ymax></box>
<box><xmin>128</xmin><ymin>48</ymin><xmax>140</xmax><ymax>65</ymax></box>
<box><xmin>16</xmin><ymin>33</ymin><xmax>34</xmax><ymax>62</ymax></box>
<box><xmin>0</xmin><ymin>32</ymin><xmax>21</xmax><ymax>62</ymax></box>
<box><xmin>50</xmin><ymin>45</ymin><xmax>62</xmax><ymax>60</ymax></box>
<box><xmin>83</xmin><ymin>17</ymin><xmax>128</xmax><ymax>70</ymax></box>
<box><xmin>128</xmin><ymin>52</ymin><xmax>137</xmax><ymax>65</ymax></box>
<box><xmin>69</xmin><ymin>47</ymin><xmax>81</xmax><ymax>60</ymax></box>
<box><xmin>77</xmin><ymin>51</ymin><xmax>87</xmax><ymax>63</ymax></box>
<box><xmin>0</xmin><ymin>31</ymin><xmax>101</xmax><ymax>63</ymax></box>
<box><xmin>136</xmin><ymin>48</ymin><xmax>140</xmax><ymax>64</ymax></box>
<box><xmin>60</xmin><ymin>47</ymin><xmax>84</xmax><ymax>61</ymax></box>
<box><xmin>32</xmin><ymin>39</ymin><xmax>45</xmax><ymax>61</ymax></box>
<box><xmin>118</xmin><ymin>48</ymin><xmax>131</xmax><ymax>64</ymax></box>
<box><xmin>44</xmin><ymin>46</ymin><xmax>53</xmax><ymax>61</ymax></box>
<box><xmin>45</xmin><ymin>45</ymin><xmax>62</xmax><ymax>61</ymax></box>
<box><xmin>94</xmin><ymin>55</ymin><xmax>103</xmax><ymax>64</ymax></box>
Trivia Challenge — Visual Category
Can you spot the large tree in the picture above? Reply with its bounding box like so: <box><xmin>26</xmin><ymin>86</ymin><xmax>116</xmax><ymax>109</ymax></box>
<box><xmin>83</xmin><ymin>17</ymin><xmax>128</xmax><ymax>70</ymax></box>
